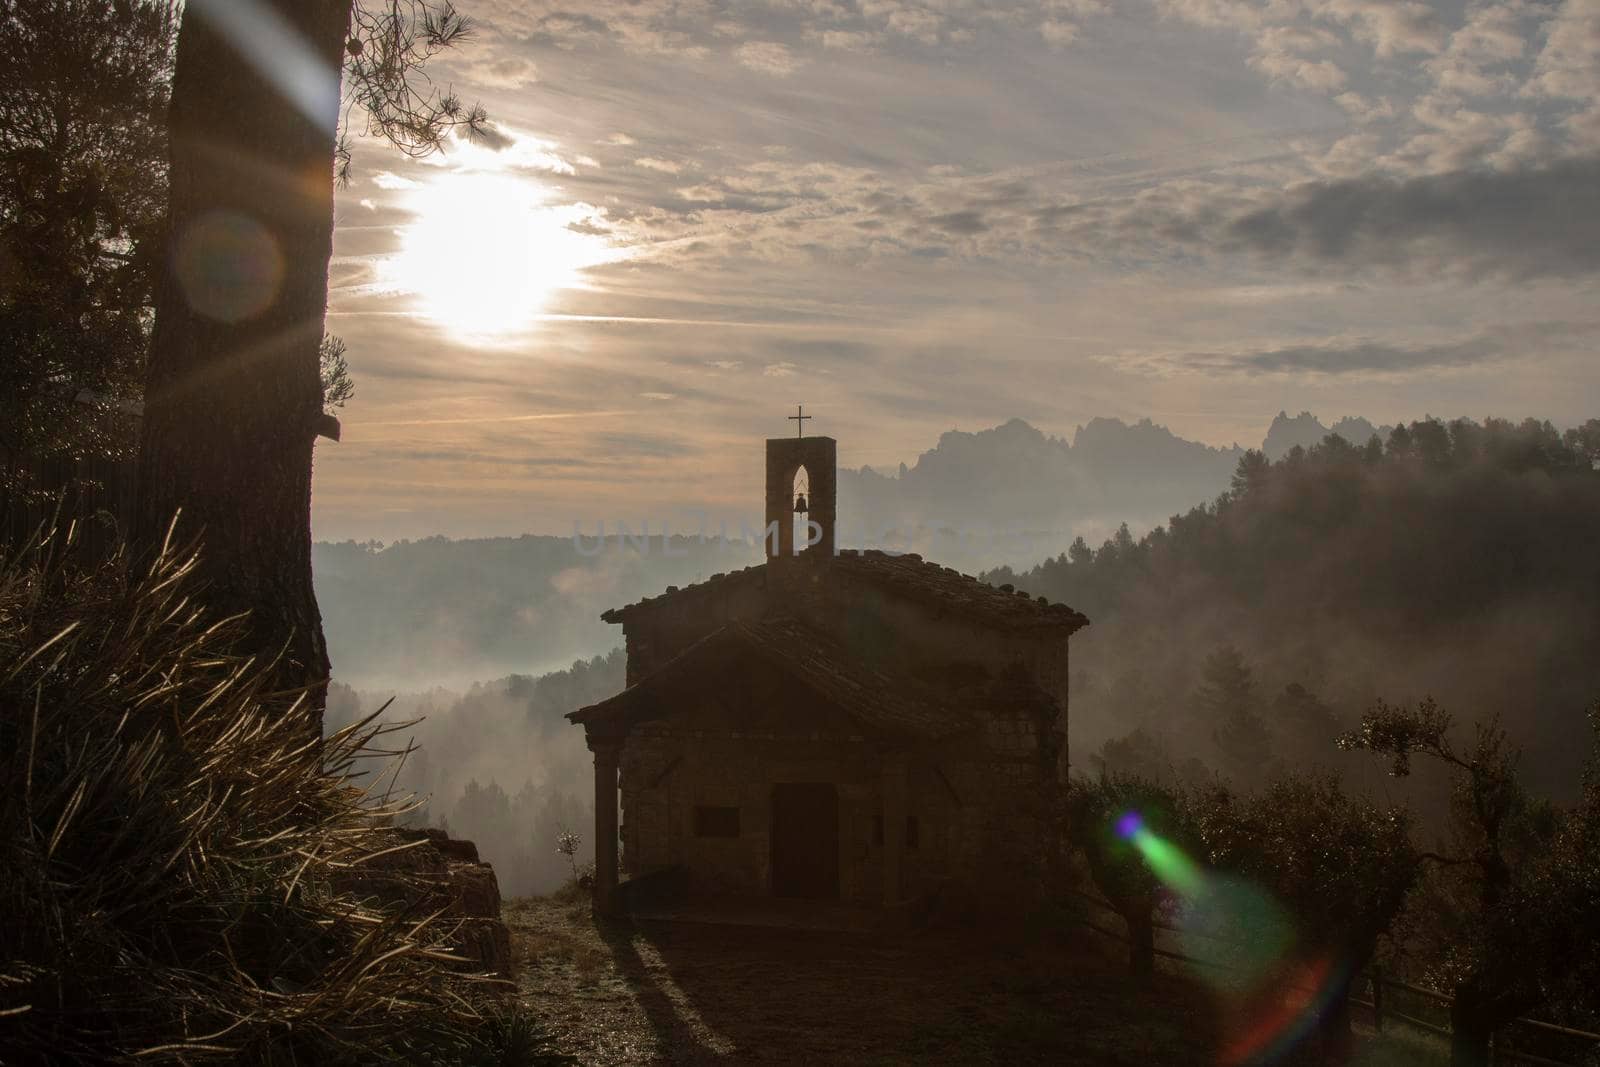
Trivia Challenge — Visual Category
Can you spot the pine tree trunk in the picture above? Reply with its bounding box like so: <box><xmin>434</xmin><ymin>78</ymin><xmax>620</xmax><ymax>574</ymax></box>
<box><xmin>136</xmin><ymin>0</ymin><xmax>350</xmax><ymax>715</ymax></box>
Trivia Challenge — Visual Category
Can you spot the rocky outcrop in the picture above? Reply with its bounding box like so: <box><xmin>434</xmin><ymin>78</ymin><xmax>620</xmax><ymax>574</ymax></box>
<box><xmin>338</xmin><ymin>827</ymin><xmax>515</xmax><ymax>985</ymax></box>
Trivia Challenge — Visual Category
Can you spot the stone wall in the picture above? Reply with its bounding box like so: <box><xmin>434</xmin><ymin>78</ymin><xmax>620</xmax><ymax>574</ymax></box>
<box><xmin>616</xmin><ymin>661</ymin><xmax>1056</xmax><ymax>906</ymax></box>
<box><xmin>619</xmin><ymin>673</ymin><xmax>886</xmax><ymax>901</ymax></box>
<box><xmin>604</xmin><ymin>554</ymin><xmax>1074</xmax><ymax>907</ymax></box>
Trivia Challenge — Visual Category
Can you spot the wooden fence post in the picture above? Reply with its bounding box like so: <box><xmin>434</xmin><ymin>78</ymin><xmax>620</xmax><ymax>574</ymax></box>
<box><xmin>1372</xmin><ymin>967</ymin><xmax>1384</xmax><ymax>1034</ymax></box>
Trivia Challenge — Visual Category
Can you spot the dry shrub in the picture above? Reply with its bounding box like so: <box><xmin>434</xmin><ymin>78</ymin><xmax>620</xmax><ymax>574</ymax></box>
<box><xmin>0</xmin><ymin>523</ymin><xmax>536</xmax><ymax>1064</ymax></box>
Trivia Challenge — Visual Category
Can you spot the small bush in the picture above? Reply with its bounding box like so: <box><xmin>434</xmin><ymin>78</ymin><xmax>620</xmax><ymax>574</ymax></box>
<box><xmin>0</xmin><ymin>524</ymin><xmax>508</xmax><ymax>1063</ymax></box>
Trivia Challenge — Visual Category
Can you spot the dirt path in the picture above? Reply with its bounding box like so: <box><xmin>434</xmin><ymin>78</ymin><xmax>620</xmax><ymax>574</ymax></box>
<box><xmin>506</xmin><ymin>896</ymin><xmax>1219</xmax><ymax>1065</ymax></box>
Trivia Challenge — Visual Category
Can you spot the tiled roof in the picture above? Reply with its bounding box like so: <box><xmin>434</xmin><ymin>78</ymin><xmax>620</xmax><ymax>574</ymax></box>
<box><xmin>597</xmin><ymin>551</ymin><xmax>1089</xmax><ymax>634</ymax></box>
<box><xmin>598</xmin><ymin>564</ymin><xmax>765</xmax><ymax>624</ymax></box>
<box><xmin>568</xmin><ymin>616</ymin><xmax>978</xmax><ymax>740</ymax></box>
<box><xmin>832</xmin><ymin>549</ymin><xmax>1090</xmax><ymax>633</ymax></box>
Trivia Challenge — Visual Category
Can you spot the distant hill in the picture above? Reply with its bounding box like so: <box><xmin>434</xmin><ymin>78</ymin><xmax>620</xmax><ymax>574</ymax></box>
<box><xmin>838</xmin><ymin>416</ymin><xmax>1245</xmax><ymax>567</ymax></box>
<box><xmin>986</xmin><ymin>415</ymin><xmax>1600</xmax><ymax>797</ymax></box>
<box><xmin>314</xmin><ymin>535</ymin><xmax>759</xmax><ymax>689</ymax></box>
<box><xmin>325</xmin><ymin>650</ymin><xmax>627</xmax><ymax>897</ymax></box>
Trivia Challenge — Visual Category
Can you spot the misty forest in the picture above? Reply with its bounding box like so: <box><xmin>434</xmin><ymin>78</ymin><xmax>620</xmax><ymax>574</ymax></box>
<box><xmin>4</xmin><ymin>1</ymin><xmax>1600</xmax><ymax>1066</ymax></box>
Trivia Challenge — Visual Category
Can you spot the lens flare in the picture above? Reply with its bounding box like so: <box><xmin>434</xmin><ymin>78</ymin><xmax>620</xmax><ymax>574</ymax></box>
<box><xmin>1115</xmin><ymin>809</ymin><xmax>1205</xmax><ymax>897</ymax></box>
<box><xmin>187</xmin><ymin>0</ymin><xmax>340</xmax><ymax>127</ymax></box>
<box><xmin>174</xmin><ymin>210</ymin><xmax>284</xmax><ymax>323</ymax></box>
<box><xmin>1221</xmin><ymin>956</ymin><xmax>1348</xmax><ymax>1066</ymax></box>
<box><xmin>1111</xmin><ymin>810</ymin><xmax>1349</xmax><ymax>1065</ymax></box>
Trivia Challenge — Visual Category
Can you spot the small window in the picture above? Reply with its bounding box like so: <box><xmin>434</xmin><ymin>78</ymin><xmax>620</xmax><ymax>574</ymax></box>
<box><xmin>694</xmin><ymin>805</ymin><xmax>740</xmax><ymax>838</ymax></box>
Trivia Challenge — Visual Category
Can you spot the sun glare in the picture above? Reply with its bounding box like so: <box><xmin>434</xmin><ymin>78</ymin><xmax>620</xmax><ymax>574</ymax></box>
<box><xmin>385</xmin><ymin>172</ymin><xmax>619</xmax><ymax>339</ymax></box>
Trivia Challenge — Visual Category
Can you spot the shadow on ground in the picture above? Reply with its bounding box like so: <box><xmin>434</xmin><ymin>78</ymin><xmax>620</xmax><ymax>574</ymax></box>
<box><xmin>507</xmin><ymin>896</ymin><xmax>1218</xmax><ymax>1065</ymax></box>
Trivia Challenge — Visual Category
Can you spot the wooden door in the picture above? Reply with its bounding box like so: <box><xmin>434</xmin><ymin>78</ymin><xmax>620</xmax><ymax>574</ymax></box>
<box><xmin>770</xmin><ymin>783</ymin><xmax>839</xmax><ymax>899</ymax></box>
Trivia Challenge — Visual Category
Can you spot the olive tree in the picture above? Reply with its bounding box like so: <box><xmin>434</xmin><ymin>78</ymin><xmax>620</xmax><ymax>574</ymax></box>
<box><xmin>1069</xmin><ymin>773</ymin><xmax>1195</xmax><ymax>980</ymax></box>
<box><xmin>1340</xmin><ymin>698</ymin><xmax>1600</xmax><ymax>1067</ymax></box>
<box><xmin>1189</xmin><ymin>774</ymin><xmax>1418</xmax><ymax>1062</ymax></box>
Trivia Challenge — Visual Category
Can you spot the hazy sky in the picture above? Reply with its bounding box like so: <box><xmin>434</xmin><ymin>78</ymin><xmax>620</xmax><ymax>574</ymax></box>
<box><xmin>313</xmin><ymin>0</ymin><xmax>1600</xmax><ymax>542</ymax></box>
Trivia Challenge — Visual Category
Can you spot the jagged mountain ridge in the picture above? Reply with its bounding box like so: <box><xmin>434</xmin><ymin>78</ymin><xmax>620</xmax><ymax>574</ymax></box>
<box><xmin>838</xmin><ymin>416</ymin><xmax>1245</xmax><ymax>564</ymax></box>
<box><xmin>1261</xmin><ymin>411</ymin><xmax>1393</xmax><ymax>460</ymax></box>
<box><xmin>837</xmin><ymin>413</ymin><xmax>1398</xmax><ymax>564</ymax></box>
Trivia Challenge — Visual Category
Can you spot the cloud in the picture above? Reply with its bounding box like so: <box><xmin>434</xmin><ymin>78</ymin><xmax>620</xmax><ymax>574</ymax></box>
<box><xmin>635</xmin><ymin>156</ymin><xmax>684</xmax><ymax>174</ymax></box>
<box><xmin>1424</xmin><ymin>2</ymin><xmax>1525</xmax><ymax>98</ymax></box>
<box><xmin>736</xmin><ymin>41</ymin><xmax>801</xmax><ymax>76</ymax></box>
<box><xmin>930</xmin><ymin>209</ymin><xmax>989</xmax><ymax>235</ymax></box>
<box><xmin>1334</xmin><ymin>91</ymin><xmax>1396</xmax><ymax>122</ymax></box>
<box><xmin>1251</xmin><ymin>50</ymin><xmax>1346</xmax><ymax>90</ymax></box>
<box><xmin>1051</xmin><ymin>0</ymin><xmax>1110</xmax><ymax>14</ymax></box>
<box><xmin>1320</xmin><ymin>0</ymin><xmax>1446</xmax><ymax>57</ymax></box>
<box><xmin>808</xmin><ymin>28</ymin><xmax>882</xmax><ymax>51</ymax></box>
<box><xmin>1187</xmin><ymin>335</ymin><xmax>1504</xmax><ymax>375</ymax></box>
<box><xmin>495</xmin><ymin>2</ymin><xmax>707</xmax><ymax>57</ymax></box>
<box><xmin>468</xmin><ymin>123</ymin><xmax>517</xmax><ymax>151</ymax></box>
<box><xmin>1215</xmin><ymin>154</ymin><xmax>1600</xmax><ymax>279</ymax></box>
<box><xmin>675</xmin><ymin>184</ymin><xmax>726</xmax><ymax>202</ymax></box>
<box><xmin>1155</xmin><ymin>0</ymin><xmax>1444</xmax><ymax>103</ymax></box>
<box><xmin>412</xmin><ymin>126</ymin><xmax>575</xmax><ymax>174</ymax></box>
<box><xmin>1039</xmin><ymin>18</ymin><xmax>1081</xmax><ymax>48</ymax></box>
<box><xmin>1524</xmin><ymin>0</ymin><xmax>1600</xmax><ymax>100</ymax></box>
<box><xmin>1019</xmin><ymin>154</ymin><xmax>1600</xmax><ymax>282</ymax></box>
<box><xmin>1127</xmin><ymin>318</ymin><xmax>1600</xmax><ymax>378</ymax></box>
<box><xmin>763</xmin><ymin>362</ymin><xmax>798</xmax><ymax>377</ymax></box>
<box><xmin>372</xmin><ymin>171</ymin><xmax>419</xmax><ymax>190</ymax></box>
<box><xmin>1569</xmin><ymin>102</ymin><xmax>1600</xmax><ymax>150</ymax></box>
<box><xmin>597</xmin><ymin>432</ymin><xmax>695</xmax><ymax>457</ymax></box>
<box><xmin>472</xmin><ymin>53</ymin><xmax>539</xmax><ymax>89</ymax></box>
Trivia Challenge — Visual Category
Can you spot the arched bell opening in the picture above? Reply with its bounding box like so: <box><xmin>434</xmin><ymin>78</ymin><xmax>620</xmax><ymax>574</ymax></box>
<box><xmin>791</xmin><ymin>464</ymin><xmax>813</xmax><ymax>554</ymax></box>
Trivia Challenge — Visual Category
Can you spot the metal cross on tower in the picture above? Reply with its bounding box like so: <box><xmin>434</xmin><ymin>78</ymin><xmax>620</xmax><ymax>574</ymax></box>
<box><xmin>788</xmin><ymin>404</ymin><xmax>812</xmax><ymax>438</ymax></box>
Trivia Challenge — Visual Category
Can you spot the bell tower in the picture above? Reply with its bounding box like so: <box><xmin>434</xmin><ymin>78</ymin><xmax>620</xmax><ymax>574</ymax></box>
<box><xmin>766</xmin><ymin>406</ymin><xmax>836</xmax><ymax>559</ymax></box>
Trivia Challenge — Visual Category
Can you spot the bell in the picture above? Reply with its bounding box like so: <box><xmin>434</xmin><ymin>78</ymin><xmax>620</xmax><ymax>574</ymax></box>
<box><xmin>793</xmin><ymin>492</ymin><xmax>809</xmax><ymax>513</ymax></box>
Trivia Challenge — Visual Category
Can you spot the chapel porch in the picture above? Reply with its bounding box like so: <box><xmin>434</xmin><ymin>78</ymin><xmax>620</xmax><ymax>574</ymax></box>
<box><xmin>567</xmin><ymin>618</ymin><xmax>984</xmax><ymax>918</ymax></box>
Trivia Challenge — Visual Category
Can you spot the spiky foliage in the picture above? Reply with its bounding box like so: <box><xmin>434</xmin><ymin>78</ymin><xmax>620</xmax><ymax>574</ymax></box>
<box><xmin>337</xmin><ymin>0</ymin><xmax>489</xmax><ymax>184</ymax></box>
<box><xmin>0</xmin><ymin>523</ymin><xmax>512</xmax><ymax>1064</ymax></box>
<box><xmin>320</xmin><ymin>333</ymin><xmax>355</xmax><ymax>412</ymax></box>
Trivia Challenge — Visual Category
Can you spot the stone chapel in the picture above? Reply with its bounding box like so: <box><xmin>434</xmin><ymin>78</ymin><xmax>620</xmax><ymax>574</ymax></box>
<box><xmin>567</xmin><ymin>421</ymin><xmax>1089</xmax><ymax>916</ymax></box>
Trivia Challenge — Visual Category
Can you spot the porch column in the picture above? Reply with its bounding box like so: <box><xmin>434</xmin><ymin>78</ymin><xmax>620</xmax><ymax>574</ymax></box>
<box><xmin>588</xmin><ymin>734</ymin><xmax>623</xmax><ymax>916</ymax></box>
<box><xmin>881</xmin><ymin>751</ymin><xmax>908</xmax><ymax>906</ymax></box>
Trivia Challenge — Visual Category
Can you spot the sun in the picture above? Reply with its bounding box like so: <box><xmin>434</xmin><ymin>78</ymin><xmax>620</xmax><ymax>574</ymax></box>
<box><xmin>385</xmin><ymin>172</ymin><xmax>618</xmax><ymax>339</ymax></box>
